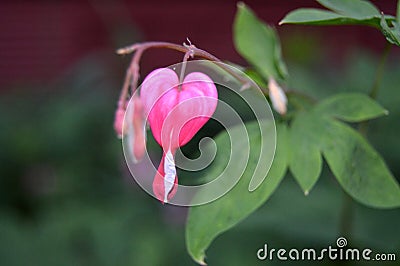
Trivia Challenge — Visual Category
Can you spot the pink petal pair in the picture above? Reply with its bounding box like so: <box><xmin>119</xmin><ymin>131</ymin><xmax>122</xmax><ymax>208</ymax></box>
<box><xmin>140</xmin><ymin>68</ymin><xmax>218</xmax><ymax>203</ymax></box>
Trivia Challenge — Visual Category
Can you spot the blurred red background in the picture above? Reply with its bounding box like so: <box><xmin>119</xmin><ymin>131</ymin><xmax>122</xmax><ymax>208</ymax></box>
<box><xmin>0</xmin><ymin>0</ymin><xmax>397</xmax><ymax>88</ymax></box>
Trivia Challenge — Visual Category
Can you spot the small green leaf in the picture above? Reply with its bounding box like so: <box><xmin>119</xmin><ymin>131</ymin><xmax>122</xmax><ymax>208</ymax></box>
<box><xmin>315</xmin><ymin>93</ymin><xmax>388</xmax><ymax>122</ymax></box>
<box><xmin>320</xmin><ymin>118</ymin><xmax>400</xmax><ymax>208</ymax></box>
<box><xmin>286</xmin><ymin>106</ymin><xmax>399</xmax><ymax>208</ymax></box>
<box><xmin>280</xmin><ymin>8</ymin><xmax>369</xmax><ymax>26</ymax></box>
<box><xmin>279</xmin><ymin>7</ymin><xmax>395</xmax><ymax>28</ymax></box>
<box><xmin>234</xmin><ymin>3</ymin><xmax>287</xmax><ymax>80</ymax></box>
<box><xmin>186</xmin><ymin>121</ymin><xmax>288</xmax><ymax>264</ymax></box>
<box><xmin>317</xmin><ymin>0</ymin><xmax>379</xmax><ymax>20</ymax></box>
<box><xmin>380</xmin><ymin>14</ymin><xmax>400</xmax><ymax>46</ymax></box>
<box><xmin>289</xmin><ymin>112</ymin><xmax>322</xmax><ymax>194</ymax></box>
<box><xmin>281</xmin><ymin>0</ymin><xmax>399</xmax><ymax>46</ymax></box>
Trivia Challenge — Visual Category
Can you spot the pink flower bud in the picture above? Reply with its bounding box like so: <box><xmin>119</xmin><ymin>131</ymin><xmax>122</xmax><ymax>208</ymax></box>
<box><xmin>113</xmin><ymin>101</ymin><xmax>126</xmax><ymax>138</ymax></box>
<box><xmin>131</xmin><ymin>95</ymin><xmax>146</xmax><ymax>162</ymax></box>
<box><xmin>268</xmin><ymin>78</ymin><xmax>287</xmax><ymax>115</ymax></box>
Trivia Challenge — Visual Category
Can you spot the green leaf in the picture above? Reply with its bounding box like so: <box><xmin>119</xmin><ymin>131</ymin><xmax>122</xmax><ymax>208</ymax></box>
<box><xmin>287</xmin><ymin>106</ymin><xmax>400</xmax><ymax>208</ymax></box>
<box><xmin>315</xmin><ymin>93</ymin><xmax>388</xmax><ymax>122</ymax></box>
<box><xmin>380</xmin><ymin>14</ymin><xmax>400</xmax><ymax>46</ymax></box>
<box><xmin>234</xmin><ymin>3</ymin><xmax>288</xmax><ymax>80</ymax></box>
<box><xmin>279</xmin><ymin>6</ymin><xmax>395</xmax><ymax>28</ymax></box>
<box><xmin>317</xmin><ymin>0</ymin><xmax>380</xmax><ymax>20</ymax></box>
<box><xmin>320</xmin><ymin>118</ymin><xmax>400</xmax><ymax>208</ymax></box>
<box><xmin>186</xmin><ymin>121</ymin><xmax>288</xmax><ymax>264</ymax></box>
<box><xmin>280</xmin><ymin>8</ymin><xmax>376</xmax><ymax>26</ymax></box>
<box><xmin>289</xmin><ymin>112</ymin><xmax>322</xmax><ymax>194</ymax></box>
<box><xmin>280</xmin><ymin>0</ymin><xmax>399</xmax><ymax>46</ymax></box>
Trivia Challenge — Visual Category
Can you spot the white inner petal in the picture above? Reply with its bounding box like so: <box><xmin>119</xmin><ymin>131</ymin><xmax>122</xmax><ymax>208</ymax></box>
<box><xmin>163</xmin><ymin>149</ymin><xmax>176</xmax><ymax>203</ymax></box>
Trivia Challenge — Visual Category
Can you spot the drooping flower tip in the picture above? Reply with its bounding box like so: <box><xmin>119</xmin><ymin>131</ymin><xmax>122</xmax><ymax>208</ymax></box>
<box><xmin>113</xmin><ymin>104</ymin><xmax>126</xmax><ymax>138</ymax></box>
<box><xmin>152</xmin><ymin>150</ymin><xmax>178</xmax><ymax>203</ymax></box>
<box><xmin>268</xmin><ymin>78</ymin><xmax>287</xmax><ymax>115</ymax></box>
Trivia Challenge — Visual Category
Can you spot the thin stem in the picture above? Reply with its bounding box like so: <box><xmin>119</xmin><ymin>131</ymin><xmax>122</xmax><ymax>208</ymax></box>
<box><xmin>117</xmin><ymin>48</ymin><xmax>143</xmax><ymax>106</ymax></box>
<box><xmin>180</xmin><ymin>52</ymin><xmax>191</xmax><ymax>83</ymax></box>
<box><xmin>129</xmin><ymin>48</ymin><xmax>144</xmax><ymax>94</ymax></box>
<box><xmin>369</xmin><ymin>42</ymin><xmax>392</xmax><ymax>99</ymax></box>
<box><xmin>117</xmin><ymin>67</ymin><xmax>132</xmax><ymax>108</ymax></box>
<box><xmin>258</xmin><ymin>86</ymin><xmax>269</xmax><ymax>96</ymax></box>
<box><xmin>358</xmin><ymin>43</ymin><xmax>392</xmax><ymax>136</ymax></box>
<box><xmin>117</xmin><ymin>41</ymin><xmax>220</xmax><ymax>60</ymax></box>
<box><xmin>116</xmin><ymin>41</ymin><xmax>251</xmax><ymax>93</ymax></box>
<box><xmin>339</xmin><ymin>192</ymin><xmax>353</xmax><ymax>239</ymax></box>
<box><xmin>345</xmin><ymin>43</ymin><xmax>392</xmax><ymax>239</ymax></box>
<box><xmin>285</xmin><ymin>89</ymin><xmax>317</xmax><ymax>104</ymax></box>
<box><xmin>179</xmin><ymin>49</ymin><xmax>194</xmax><ymax>90</ymax></box>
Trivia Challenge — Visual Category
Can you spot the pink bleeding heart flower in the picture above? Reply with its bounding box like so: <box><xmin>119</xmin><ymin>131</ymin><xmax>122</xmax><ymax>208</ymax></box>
<box><xmin>140</xmin><ymin>68</ymin><xmax>218</xmax><ymax>203</ymax></box>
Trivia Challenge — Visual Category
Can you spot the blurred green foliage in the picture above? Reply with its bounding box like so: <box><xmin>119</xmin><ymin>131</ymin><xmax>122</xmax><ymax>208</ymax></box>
<box><xmin>186</xmin><ymin>4</ymin><xmax>400</xmax><ymax>263</ymax></box>
<box><xmin>0</xmin><ymin>54</ymin><xmax>194</xmax><ymax>266</ymax></box>
<box><xmin>281</xmin><ymin>0</ymin><xmax>400</xmax><ymax>48</ymax></box>
<box><xmin>1</xmin><ymin>21</ymin><xmax>400</xmax><ymax>266</ymax></box>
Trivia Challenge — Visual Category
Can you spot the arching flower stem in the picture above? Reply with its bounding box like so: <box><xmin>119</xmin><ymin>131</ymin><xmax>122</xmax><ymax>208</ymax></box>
<box><xmin>116</xmin><ymin>41</ymin><xmax>251</xmax><ymax>108</ymax></box>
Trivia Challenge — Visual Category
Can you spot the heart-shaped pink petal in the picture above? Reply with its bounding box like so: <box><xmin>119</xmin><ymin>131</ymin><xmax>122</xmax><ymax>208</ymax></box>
<box><xmin>141</xmin><ymin>68</ymin><xmax>218</xmax><ymax>149</ymax></box>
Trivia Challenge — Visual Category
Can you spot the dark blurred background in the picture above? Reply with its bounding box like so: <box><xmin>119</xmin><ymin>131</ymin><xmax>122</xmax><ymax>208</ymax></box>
<box><xmin>0</xmin><ymin>1</ymin><xmax>399</xmax><ymax>265</ymax></box>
